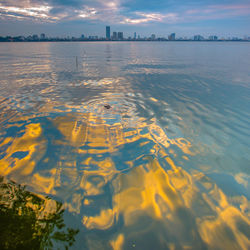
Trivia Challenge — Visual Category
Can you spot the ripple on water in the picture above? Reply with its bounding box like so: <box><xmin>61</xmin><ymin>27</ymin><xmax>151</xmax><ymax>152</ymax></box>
<box><xmin>0</xmin><ymin>93</ymin><xmax>249</xmax><ymax>249</ymax></box>
<box><xmin>0</xmin><ymin>43</ymin><xmax>250</xmax><ymax>249</ymax></box>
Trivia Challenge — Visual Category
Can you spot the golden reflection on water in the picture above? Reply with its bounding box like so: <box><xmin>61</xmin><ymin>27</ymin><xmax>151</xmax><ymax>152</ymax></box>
<box><xmin>116</xmin><ymin>161</ymin><xmax>249</xmax><ymax>249</ymax></box>
<box><xmin>0</xmin><ymin>91</ymin><xmax>249</xmax><ymax>249</ymax></box>
<box><xmin>0</xmin><ymin>123</ymin><xmax>46</xmax><ymax>177</ymax></box>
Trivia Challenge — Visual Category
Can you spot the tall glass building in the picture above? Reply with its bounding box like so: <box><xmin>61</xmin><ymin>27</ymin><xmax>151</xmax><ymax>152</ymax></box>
<box><xmin>106</xmin><ymin>26</ymin><xmax>110</xmax><ymax>39</ymax></box>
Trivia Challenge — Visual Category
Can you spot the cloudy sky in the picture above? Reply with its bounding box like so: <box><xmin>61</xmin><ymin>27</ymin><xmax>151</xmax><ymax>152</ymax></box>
<box><xmin>0</xmin><ymin>0</ymin><xmax>249</xmax><ymax>38</ymax></box>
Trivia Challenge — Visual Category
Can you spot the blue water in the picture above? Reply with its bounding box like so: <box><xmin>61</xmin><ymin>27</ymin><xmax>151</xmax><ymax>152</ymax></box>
<box><xmin>0</xmin><ymin>42</ymin><xmax>249</xmax><ymax>249</ymax></box>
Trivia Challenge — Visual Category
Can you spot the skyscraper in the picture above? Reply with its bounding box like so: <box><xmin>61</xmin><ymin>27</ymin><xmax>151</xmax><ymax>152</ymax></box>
<box><xmin>118</xmin><ymin>32</ymin><xmax>123</xmax><ymax>40</ymax></box>
<box><xmin>134</xmin><ymin>32</ymin><xmax>136</xmax><ymax>39</ymax></box>
<box><xmin>112</xmin><ymin>32</ymin><xmax>117</xmax><ymax>40</ymax></box>
<box><xmin>106</xmin><ymin>26</ymin><xmax>111</xmax><ymax>39</ymax></box>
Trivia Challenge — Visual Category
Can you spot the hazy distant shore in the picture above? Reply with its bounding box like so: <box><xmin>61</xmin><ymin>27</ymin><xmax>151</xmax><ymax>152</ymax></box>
<box><xmin>0</xmin><ymin>39</ymin><xmax>249</xmax><ymax>42</ymax></box>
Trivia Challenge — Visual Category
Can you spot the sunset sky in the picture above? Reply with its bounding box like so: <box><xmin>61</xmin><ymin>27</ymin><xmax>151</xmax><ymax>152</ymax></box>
<box><xmin>0</xmin><ymin>0</ymin><xmax>249</xmax><ymax>37</ymax></box>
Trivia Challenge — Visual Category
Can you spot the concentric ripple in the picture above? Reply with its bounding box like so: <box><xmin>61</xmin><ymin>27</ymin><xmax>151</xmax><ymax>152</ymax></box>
<box><xmin>83</xmin><ymin>93</ymin><xmax>139</xmax><ymax>126</ymax></box>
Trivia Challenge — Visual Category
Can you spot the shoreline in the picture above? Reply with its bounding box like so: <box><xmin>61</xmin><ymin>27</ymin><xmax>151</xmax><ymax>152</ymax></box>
<box><xmin>0</xmin><ymin>40</ymin><xmax>249</xmax><ymax>43</ymax></box>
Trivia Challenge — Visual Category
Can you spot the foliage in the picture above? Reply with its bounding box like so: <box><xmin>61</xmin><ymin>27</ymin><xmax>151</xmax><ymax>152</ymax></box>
<box><xmin>0</xmin><ymin>176</ymin><xmax>79</xmax><ymax>250</ymax></box>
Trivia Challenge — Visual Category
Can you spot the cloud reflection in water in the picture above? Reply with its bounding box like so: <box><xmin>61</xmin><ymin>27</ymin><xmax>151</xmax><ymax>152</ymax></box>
<box><xmin>0</xmin><ymin>92</ymin><xmax>249</xmax><ymax>249</ymax></box>
<box><xmin>0</xmin><ymin>43</ymin><xmax>250</xmax><ymax>249</ymax></box>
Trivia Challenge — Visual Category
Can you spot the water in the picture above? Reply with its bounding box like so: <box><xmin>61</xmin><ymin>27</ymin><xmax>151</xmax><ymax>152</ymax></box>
<box><xmin>0</xmin><ymin>42</ymin><xmax>249</xmax><ymax>249</ymax></box>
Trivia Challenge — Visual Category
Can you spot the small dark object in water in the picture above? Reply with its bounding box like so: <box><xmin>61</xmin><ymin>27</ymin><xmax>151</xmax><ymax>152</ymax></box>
<box><xmin>104</xmin><ymin>104</ymin><xmax>111</xmax><ymax>109</ymax></box>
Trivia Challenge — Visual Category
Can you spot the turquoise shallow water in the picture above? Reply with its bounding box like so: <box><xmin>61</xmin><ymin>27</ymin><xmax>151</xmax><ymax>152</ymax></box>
<box><xmin>0</xmin><ymin>42</ymin><xmax>249</xmax><ymax>249</ymax></box>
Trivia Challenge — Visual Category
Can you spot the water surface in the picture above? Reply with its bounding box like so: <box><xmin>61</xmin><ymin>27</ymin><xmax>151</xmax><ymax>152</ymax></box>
<box><xmin>0</xmin><ymin>42</ymin><xmax>249</xmax><ymax>249</ymax></box>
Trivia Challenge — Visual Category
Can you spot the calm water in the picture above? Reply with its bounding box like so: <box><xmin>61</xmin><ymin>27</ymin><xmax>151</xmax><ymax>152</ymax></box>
<box><xmin>0</xmin><ymin>42</ymin><xmax>249</xmax><ymax>249</ymax></box>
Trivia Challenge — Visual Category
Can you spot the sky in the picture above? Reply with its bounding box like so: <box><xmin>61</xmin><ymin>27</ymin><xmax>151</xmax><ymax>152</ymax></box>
<box><xmin>0</xmin><ymin>0</ymin><xmax>250</xmax><ymax>38</ymax></box>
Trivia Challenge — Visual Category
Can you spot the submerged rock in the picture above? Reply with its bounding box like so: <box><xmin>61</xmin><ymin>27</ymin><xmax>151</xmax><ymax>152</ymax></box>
<box><xmin>104</xmin><ymin>104</ymin><xmax>111</xmax><ymax>109</ymax></box>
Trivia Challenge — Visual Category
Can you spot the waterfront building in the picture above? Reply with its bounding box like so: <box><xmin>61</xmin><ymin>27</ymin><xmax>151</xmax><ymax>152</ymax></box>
<box><xmin>151</xmin><ymin>34</ymin><xmax>156</xmax><ymax>40</ymax></box>
<box><xmin>194</xmin><ymin>35</ymin><xmax>204</xmax><ymax>41</ymax></box>
<box><xmin>168</xmin><ymin>33</ymin><xmax>175</xmax><ymax>40</ymax></box>
<box><xmin>106</xmin><ymin>26</ymin><xmax>111</xmax><ymax>39</ymax></box>
<box><xmin>209</xmin><ymin>35</ymin><xmax>218</xmax><ymax>40</ymax></box>
<box><xmin>112</xmin><ymin>32</ymin><xmax>117</xmax><ymax>40</ymax></box>
<box><xmin>118</xmin><ymin>32</ymin><xmax>123</xmax><ymax>40</ymax></box>
<box><xmin>32</xmin><ymin>34</ymin><xmax>39</xmax><ymax>40</ymax></box>
<box><xmin>40</xmin><ymin>33</ymin><xmax>46</xmax><ymax>39</ymax></box>
<box><xmin>134</xmin><ymin>32</ymin><xmax>136</xmax><ymax>39</ymax></box>
<box><xmin>89</xmin><ymin>36</ymin><xmax>98</xmax><ymax>40</ymax></box>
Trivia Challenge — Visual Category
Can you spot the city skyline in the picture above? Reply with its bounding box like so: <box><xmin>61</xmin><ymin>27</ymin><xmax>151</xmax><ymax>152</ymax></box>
<box><xmin>1</xmin><ymin>29</ymin><xmax>249</xmax><ymax>42</ymax></box>
<box><xmin>0</xmin><ymin>0</ymin><xmax>249</xmax><ymax>37</ymax></box>
<box><xmin>1</xmin><ymin>24</ymin><xmax>250</xmax><ymax>42</ymax></box>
